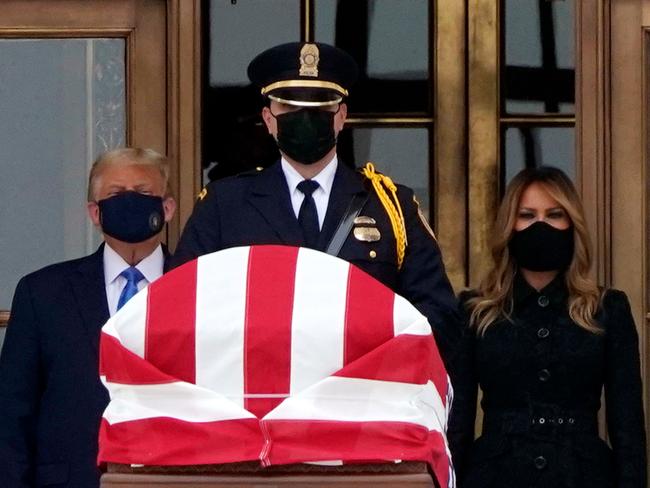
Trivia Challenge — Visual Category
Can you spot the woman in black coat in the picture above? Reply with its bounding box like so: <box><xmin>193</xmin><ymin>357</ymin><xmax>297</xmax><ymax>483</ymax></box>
<box><xmin>448</xmin><ymin>166</ymin><xmax>646</xmax><ymax>488</ymax></box>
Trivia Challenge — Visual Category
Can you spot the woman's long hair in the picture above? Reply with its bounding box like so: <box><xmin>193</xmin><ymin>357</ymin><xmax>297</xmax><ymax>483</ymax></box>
<box><xmin>468</xmin><ymin>166</ymin><xmax>602</xmax><ymax>335</ymax></box>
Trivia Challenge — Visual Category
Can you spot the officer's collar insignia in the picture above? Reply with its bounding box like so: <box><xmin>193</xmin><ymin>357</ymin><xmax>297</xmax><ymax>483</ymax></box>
<box><xmin>299</xmin><ymin>43</ymin><xmax>319</xmax><ymax>78</ymax></box>
<box><xmin>197</xmin><ymin>187</ymin><xmax>208</xmax><ymax>201</ymax></box>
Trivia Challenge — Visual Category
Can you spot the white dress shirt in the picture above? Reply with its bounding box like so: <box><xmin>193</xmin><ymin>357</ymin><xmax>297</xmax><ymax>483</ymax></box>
<box><xmin>103</xmin><ymin>243</ymin><xmax>165</xmax><ymax>317</ymax></box>
<box><xmin>281</xmin><ymin>156</ymin><xmax>338</xmax><ymax>230</ymax></box>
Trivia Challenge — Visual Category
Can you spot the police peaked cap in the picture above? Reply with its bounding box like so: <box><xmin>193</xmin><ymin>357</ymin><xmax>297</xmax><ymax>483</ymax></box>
<box><xmin>247</xmin><ymin>42</ymin><xmax>359</xmax><ymax>107</ymax></box>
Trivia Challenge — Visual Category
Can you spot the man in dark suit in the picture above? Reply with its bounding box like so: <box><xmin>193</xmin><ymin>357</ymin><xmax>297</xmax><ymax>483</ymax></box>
<box><xmin>171</xmin><ymin>42</ymin><xmax>460</xmax><ymax>362</ymax></box>
<box><xmin>0</xmin><ymin>148</ymin><xmax>176</xmax><ymax>487</ymax></box>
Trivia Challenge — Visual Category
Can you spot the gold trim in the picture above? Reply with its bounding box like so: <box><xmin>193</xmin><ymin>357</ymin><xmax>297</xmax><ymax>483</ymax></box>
<box><xmin>468</xmin><ymin>0</ymin><xmax>500</xmax><ymax>287</ymax></box>
<box><xmin>500</xmin><ymin>116</ymin><xmax>576</xmax><ymax>125</ymax></box>
<box><xmin>576</xmin><ymin>0</ymin><xmax>610</xmax><ymax>287</ymax></box>
<box><xmin>0</xmin><ymin>27</ymin><xmax>131</xmax><ymax>38</ymax></box>
<box><xmin>435</xmin><ymin>0</ymin><xmax>467</xmax><ymax>291</ymax></box>
<box><xmin>346</xmin><ymin>117</ymin><xmax>434</xmax><ymax>125</ymax></box>
<box><xmin>167</xmin><ymin>0</ymin><xmax>203</xmax><ymax>249</ymax></box>
<box><xmin>304</xmin><ymin>0</ymin><xmax>311</xmax><ymax>42</ymax></box>
<box><xmin>261</xmin><ymin>80</ymin><xmax>348</xmax><ymax>97</ymax></box>
<box><xmin>268</xmin><ymin>94</ymin><xmax>341</xmax><ymax>107</ymax></box>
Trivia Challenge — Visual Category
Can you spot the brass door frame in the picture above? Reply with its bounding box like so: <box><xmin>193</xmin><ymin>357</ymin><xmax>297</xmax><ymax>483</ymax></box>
<box><xmin>167</xmin><ymin>0</ymin><xmax>202</xmax><ymax>250</ymax></box>
<box><xmin>436</xmin><ymin>0</ymin><xmax>467</xmax><ymax>291</ymax></box>
<box><xmin>579</xmin><ymin>0</ymin><xmax>650</xmax><ymax>468</ymax></box>
<box><xmin>467</xmin><ymin>0</ymin><xmax>499</xmax><ymax>287</ymax></box>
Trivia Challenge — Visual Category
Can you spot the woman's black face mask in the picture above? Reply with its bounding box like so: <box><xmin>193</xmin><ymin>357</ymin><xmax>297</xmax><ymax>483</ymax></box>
<box><xmin>98</xmin><ymin>191</ymin><xmax>165</xmax><ymax>243</ymax></box>
<box><xmin>509</xmin><ymin>221</ymin><xmax>574</xmax><ymax>272</ymax></box>
<box><xmin>273</xmin><ymin>108</ymin><xmax>337</xmax><ymax>164</ymax></box>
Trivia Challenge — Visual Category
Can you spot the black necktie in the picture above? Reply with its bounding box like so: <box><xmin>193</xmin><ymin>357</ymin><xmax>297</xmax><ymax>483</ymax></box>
<box><xmin>297</xmin><ymin>179</ymin><xmax>320</xmax><ymax>249</ymax></box>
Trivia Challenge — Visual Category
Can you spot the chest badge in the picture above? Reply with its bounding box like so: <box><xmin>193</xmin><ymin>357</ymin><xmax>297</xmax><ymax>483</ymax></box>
<box><xmin>354</xmin><ymin>216</ymin><xmax>376</xmax><ymax>225</ymax></box>
<box><xmin>353</xmin><ymin>226</ymin><xmax>381</xmax><ymax>242</ymax></box>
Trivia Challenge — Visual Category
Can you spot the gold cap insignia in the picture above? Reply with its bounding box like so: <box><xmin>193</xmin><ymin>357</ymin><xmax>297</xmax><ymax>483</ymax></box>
<box><xmin>299</xmin><ymin>43</ymin><xmax>319</xmax><ymax>78</ymax></box>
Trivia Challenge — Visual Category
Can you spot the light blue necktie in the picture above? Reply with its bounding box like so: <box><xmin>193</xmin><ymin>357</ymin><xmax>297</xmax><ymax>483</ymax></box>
<box><xmin>117</xmin><ymin>267</ymin><xmax>145</xmax><ymax>311</ymax></box>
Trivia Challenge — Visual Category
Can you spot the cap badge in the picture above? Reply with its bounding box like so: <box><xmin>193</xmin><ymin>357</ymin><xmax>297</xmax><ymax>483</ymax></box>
<box><xmin>299</xmin><ymin>43</ymin><xmax>319</xmax><ymax>78</ymax></box>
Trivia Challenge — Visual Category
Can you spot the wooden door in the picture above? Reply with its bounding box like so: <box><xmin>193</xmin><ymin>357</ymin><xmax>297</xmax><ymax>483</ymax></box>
<box><xmin>578</xmin><ymin>0</ymin><xmax>650</xmax><ymax>475</ymax></box>
<box><xmin>0</xmin><ymin>0</ymin><xmax>201</xmax><ymax>332</ymax></box>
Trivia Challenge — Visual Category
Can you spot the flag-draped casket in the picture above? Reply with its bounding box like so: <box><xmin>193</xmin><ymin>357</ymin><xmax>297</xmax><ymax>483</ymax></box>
<box><xmin>98</xmin><ymin>245</ymin><xmax>455</xmax><ymax>488</ymax></box>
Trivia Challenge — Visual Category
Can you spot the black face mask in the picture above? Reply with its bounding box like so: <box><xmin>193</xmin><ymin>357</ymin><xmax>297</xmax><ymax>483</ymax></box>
<box><xmin>274</xmin><ymin>108</ymin><xmax>337</xmax><ymax>164</ymax></box>
<box><xmin>509</xmin><ymin>221</ymin><xmax>574</xmax><ymax>272</ymax></box>
<box><xmin>98</xmin><ymin>191</ymin><xmax>165</xmax><ymax>243</ymax></box>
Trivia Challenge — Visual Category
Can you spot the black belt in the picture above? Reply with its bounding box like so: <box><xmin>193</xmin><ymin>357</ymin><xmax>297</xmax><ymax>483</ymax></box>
<box><xmin>483</xmin><ymin>408</ymin><xmax>598</xmax><ymax>436</ymax></box>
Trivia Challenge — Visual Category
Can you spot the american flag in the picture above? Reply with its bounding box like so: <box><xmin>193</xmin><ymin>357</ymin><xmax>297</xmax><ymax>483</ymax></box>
<box><xmin>98</xmin><ymin>245</ymin><xmax>455</xmax><ymax>487</ymax></box>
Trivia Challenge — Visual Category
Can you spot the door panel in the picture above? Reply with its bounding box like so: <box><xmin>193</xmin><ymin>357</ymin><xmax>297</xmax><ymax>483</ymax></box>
<box><xmin>0</xmin><ymin>0</ymin><xmax>167</xmax><ymax>334</ymax></box>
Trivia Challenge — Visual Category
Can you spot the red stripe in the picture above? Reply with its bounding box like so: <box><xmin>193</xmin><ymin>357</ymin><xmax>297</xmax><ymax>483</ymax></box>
<box><xmin>335</xmin><ymin>334</ymin><xmax>435</xmax><ymax>384</ymax></box>
<box><xmin>100</xmin><ymin>333</ymin><xmax>176</xmax><ymax>384</ymax></box>
<box><xmin>144</xmin><ymin>259</ymin><xmax>197</xmax><ymax>384</ymax></box>
<box><xmin>98</xmin><ymin>417</ymin><xmax>263</xmax><ymax>465</ymax></box>
<box><xmin>336</xmin><ymin>332</ymin><xmax>448</xmax><ymax>406</ymax></box>
<box><xmin>344</xmin><ymin>266</ymin><xmax>395</xmax><ymax>365</ymax></box>
<box><xmin>426</xmin><ymin>337</ymin><xmax>450</xmax><ymax>407</ymax></box>
<box><xmin>244</xmin><ymin>246</ymin><xmax>297</xmax><ymax>418</ymax></box>
<box><xmin>262</xmin><ymin>419</ymin><xmax>449</xmax><ymax>487</ymax></box>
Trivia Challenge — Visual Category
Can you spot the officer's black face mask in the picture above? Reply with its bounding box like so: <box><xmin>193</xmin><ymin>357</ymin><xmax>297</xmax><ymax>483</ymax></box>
<box><xmin>273</xmin><ymin>108</ymin><xmax>337</xmax><ymax>164</ymax></box>
<box><xmin>509</xmin><ymin>221</ymin><xmax>574</xmax><ymax>272</ymax></box>
<box><xmin>98</xmin><ymin>191</ymin><xmax>165</xmax><ymax>243</ymax></box>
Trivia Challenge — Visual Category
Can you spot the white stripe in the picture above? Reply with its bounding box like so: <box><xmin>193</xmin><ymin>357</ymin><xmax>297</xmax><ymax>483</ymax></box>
<box><xmin>264</xmin><ymin>376</ymin><xmax>446</xmax><ymax>432</ymax></box>
<box><xmin>102</xmin><ymin>379</ymin><xmax>256</xmax><ymax>424</ymax></box>
<box><xmin>194</xmin><ymin>247</ymin><xmax>249</xmax><ymax>408</ymax></box>
<box><xmin>289</xmin><ymin>248</ymin><xmax>348</xmax><ymax>393</ymax></box>
<box><xmin>393</xmin><ymin>294</ymin><xmax>431</xmax><ymax>337</ymax></box>
<box><xmin>102</xmin><ymin>287</ymin><xmax>149</xmax><ymax>357</ymax></box>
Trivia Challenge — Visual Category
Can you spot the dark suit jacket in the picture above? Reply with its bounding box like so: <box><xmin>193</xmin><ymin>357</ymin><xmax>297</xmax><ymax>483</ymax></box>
<box><xmin>171</xmin><ymin>160</ymin><xmax>460</xmax><ymax>361</ymax></box>
<box><xmin>0</xmin><ymin>245</ymin><xmax>167</xmax><ymax>487</ymax></box>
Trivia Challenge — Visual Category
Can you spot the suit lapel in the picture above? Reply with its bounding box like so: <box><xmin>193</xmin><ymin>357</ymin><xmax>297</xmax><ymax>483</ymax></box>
<box><xmin>317</xmin><ymin>162</ymin><xmax>367</xmax><ymax>250</ymax></box>
<box><xmin>71</xmin><ymin>245</ymin><xmax>110</xmax><ymax>354</ymax></box>
<box><xmin>247</xmin><ymin>161</ymin><xmax>304</xmax><ymax>245</ymax></box>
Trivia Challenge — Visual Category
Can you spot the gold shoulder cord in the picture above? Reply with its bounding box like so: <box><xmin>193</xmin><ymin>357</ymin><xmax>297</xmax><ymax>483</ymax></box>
<box><xmin>360</xmin><ymin>162</ymin><xmax>408</xmax><ymax>268</ymax></box>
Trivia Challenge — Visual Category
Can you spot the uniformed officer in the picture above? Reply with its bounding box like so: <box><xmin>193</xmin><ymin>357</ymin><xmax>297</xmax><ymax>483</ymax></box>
<box><xmin>171</xmin><ymin>41</ymin><xmax>460</xmax><ymax>362</ymax></box>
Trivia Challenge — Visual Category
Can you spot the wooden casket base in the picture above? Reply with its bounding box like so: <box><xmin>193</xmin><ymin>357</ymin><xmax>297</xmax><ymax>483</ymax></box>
<box><xmin>101</xmin><ymin>461</ymin><xmax>436</xmax><ymax>487</ymax></box>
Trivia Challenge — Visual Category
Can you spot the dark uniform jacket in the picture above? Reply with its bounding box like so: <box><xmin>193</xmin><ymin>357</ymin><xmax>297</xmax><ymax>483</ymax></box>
<box><xmin>171</xmin><ymin>160</ymin><xmax>460</xmax><ymax>361</ymax></box>
<box><xmin>448</xmin><ymin>273</ymin><xmax>646</xmax><ymax>488</ymax></box>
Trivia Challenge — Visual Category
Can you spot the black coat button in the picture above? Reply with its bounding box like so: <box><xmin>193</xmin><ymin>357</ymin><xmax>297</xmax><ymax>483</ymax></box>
<box><xmin>537</xmin><ymin>295</ymin><xmax>550</xmax><ymax>307</ymax></box>
<box><xmin>538</xmin><ymin>368</ymin><xmax>551</xmax><ymax>382</ymax></box>
<box><xmin>537</xmin><ymin>327</ymin><xmax>550</xmax><ymax>338</ymax></box>
<box><xmin>534</xmin><ymin>455</ymin><xmax>547</xmax><ymax>470</ymax></box>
